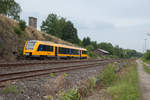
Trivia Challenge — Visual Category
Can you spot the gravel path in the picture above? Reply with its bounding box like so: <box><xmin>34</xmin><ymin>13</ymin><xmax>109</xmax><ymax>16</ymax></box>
<box><xmin>137</xmin><ymin>59</ymin><xmax>150</xmax><ymax>100</ymax></box>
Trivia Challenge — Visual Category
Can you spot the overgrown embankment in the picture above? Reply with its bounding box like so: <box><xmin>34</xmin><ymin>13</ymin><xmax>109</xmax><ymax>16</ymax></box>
<box><xmin>55</xmin><ymin>60</ymin><xmax>141</xmax><ymax>100</ymax></box>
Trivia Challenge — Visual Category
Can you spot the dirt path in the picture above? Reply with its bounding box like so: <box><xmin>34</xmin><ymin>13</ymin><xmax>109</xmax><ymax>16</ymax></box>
<box><xmin>137</xmin><ymin>60</ymin><xmax>150</xmax><ymax>100</ymax></box>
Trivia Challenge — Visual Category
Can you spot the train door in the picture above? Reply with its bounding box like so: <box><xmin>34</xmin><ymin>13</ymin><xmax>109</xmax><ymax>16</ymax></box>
<box><xmin>55</xmin><ymin>47</ymin><xmax>57</xmax><ymax>57</ymax></box>
<box><xmin>80</xmin><ymin>50</ymin><xmax>81</xmax><ymax>59</ymax></box>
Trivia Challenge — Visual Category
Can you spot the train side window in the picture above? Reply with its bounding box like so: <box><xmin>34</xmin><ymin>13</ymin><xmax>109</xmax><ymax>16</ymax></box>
<box><xmin>66</xmin><ymin>48</ymin><xmax>69</xmax><ymax>54</ymax></box>
<box><xmin>59</xmin><ymin>47</ymin><xmax>63</xmax><ymax>54</ymax></box>
<box><xmin>47</xmin><ymin>46</ymin><xmax>53</xmax><ymax>51</ymax></box>
<box><xmin>37</xmin><ymin>45</ymin><xmax>53</xmax><ymax>51</ymax></box>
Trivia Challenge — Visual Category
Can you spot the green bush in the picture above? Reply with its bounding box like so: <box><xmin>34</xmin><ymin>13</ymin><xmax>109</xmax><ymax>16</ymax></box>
<box><xmin>87</xmin><ymin>51</ymin><xmax>98</xmax><ymax>58</ymax></box>
<box><xmin>60</xmin><ymin>88</ymin><xmax>81</xmax><ymax>100</ymax></box>
<box><xmin>144</xmin><ymin>50</ymin><xmax>150</xmax><ymax>60</ymax></box>
<box><xmin>19</xmin><ymin>20</ymin><xmax>26</xmax><ymax>31</ymax></box>
<box><xmin>97</xmin><ymin>64</ymin><xmax>117</xmax><ymax>86</ymax></box>
<box><xmin>14</xmin><ymin>27</ymin><xmax>22</xmax><ymax>35</ymax></box>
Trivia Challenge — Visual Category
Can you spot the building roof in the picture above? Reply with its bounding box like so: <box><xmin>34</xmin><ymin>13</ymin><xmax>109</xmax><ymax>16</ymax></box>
<box><xmin>95</xmin><ymin>49</ymin><xmax>109</xmax><ymax>54</ymax></box>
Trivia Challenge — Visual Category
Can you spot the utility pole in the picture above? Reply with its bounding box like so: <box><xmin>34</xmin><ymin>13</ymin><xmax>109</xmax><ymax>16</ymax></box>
<box><xmin>144</xmin><ymin>39</ymin><xmax>147</xmax><ymax>53</ymax></box>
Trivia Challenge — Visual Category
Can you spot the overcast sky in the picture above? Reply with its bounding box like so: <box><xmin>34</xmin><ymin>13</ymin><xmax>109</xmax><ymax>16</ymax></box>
<box><xmin>16</xmin><ymin>0</ymin><xmax>150</xmax><ymax>52</ymax></box>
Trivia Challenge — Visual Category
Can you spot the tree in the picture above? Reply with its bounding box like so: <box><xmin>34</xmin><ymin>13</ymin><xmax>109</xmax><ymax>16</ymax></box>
<box><xmin>91</xmin><ymin>41</ymin><xmax>98</xmax><ymax>49</ymax></box>
<box><xmin>0</xmin><ymin>0</ymin><xmax>21</xmax><ymax>20</ymax></box>
<box><xmin>41</xmin><ymin>14</ymin><xmax>59</xmax><ymax>36</ymax></box>
<box><xmin>61</xmin><ymin>21</ymin><xmax>79</xmax><ymax>44</ymax></box>
<box><xmin>82</xmin><ymin>37</ymin><xmax>91</xmax><ymax>46</ymax></box>
<box><xmin>41</xmin><ymin>13</ymin><xmax>80</xmax><ymax>44</ymax></box>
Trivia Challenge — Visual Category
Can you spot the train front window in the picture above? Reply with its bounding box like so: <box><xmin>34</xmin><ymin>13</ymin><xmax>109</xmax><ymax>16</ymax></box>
<box><xmin>82</xmin><ymin>50</ymin><xmax>87</xmax><ymax>54</ymax></box>
<box><xmin>26</xmin><ymin>41</ymin><xmax>36</xmax><ymax>50</ymax></box>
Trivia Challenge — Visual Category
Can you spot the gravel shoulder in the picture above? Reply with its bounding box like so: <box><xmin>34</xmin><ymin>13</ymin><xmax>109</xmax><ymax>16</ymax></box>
<box><xmin>137</xmin><ymin>59</ymin><xmax>150</xmax><ymax>100</ymax></box>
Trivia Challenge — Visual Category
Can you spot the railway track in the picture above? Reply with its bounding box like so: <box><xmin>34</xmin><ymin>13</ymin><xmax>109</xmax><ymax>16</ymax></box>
<box><xmin>0</xmin><ymin>59</ymin><xmax>113</xmax><ymax>68</ymax></box>
<box><xmin>0</xmin><ymin>59</ymin><xmax>118</xmax><ymax>83</ymax></box>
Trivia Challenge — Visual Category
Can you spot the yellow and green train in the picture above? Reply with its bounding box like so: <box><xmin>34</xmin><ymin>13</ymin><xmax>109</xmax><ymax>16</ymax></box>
<box><xmin>23</xmin><ymin>40</ymin><xmax>88</xmax><ymax>59</ymax></box>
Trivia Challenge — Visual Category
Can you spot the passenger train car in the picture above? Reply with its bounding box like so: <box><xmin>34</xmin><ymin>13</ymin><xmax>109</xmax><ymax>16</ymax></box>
<box><xmin>23</xmin><ymin>40</ymin><xmax>88</xmax><ymax>59</ymax></box>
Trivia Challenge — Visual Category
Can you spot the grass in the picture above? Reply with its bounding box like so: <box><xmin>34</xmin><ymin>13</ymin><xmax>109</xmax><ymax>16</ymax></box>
<box><xmin>49</xmin><ymin>73</ymin><xmax>55</xmax><ymax>78</ymax></box>
<box><xmin>143</xmin><ymin>64</ymin><xmax>150</xmax><ymax>74</ymax></box>
<box><xmin>106</xmin><ymin>63</ymin><xmax>141</xmax><ymax>100</ymax></box>
<box><xmin>97</xmin><ymin>63</ymin><xmax>117</xmax><ymax>87</ymax></box>
<box><xmin>141</xmin><ymin>58</ymin><xmax>150</xmax><ymax>64</ymax></box>
<box><xmin>63</xmin><ymin>72</ymin><xmax>68</xmax><ymax>77</ymax></box>
<box><xmin>2</xmin><ymin>85</ymin><xmax>18</xmax><ymax>94</ymax></box>
<box><xmin>13</xmin><ymin>27</ymin><xmax>22</xmax><ymax>35</ymax></box>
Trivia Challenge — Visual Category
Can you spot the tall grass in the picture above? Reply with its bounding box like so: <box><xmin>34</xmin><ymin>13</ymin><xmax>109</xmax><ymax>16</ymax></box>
<box><xmin>97</xmin><ymin>63</ymin><xmax>117</xmax><ymax>87</ymax></box>
<box><xmin>106</xmin><ymin>63</ymin><xmax>141</xmax><ymax>100</ymax></box>
<box><xmin>141</xmin><ymin>58</ymin><xmax>150</xmax><ymax>64</ymax></box>
<box><xmin>143</xmin><ymin>64</ymin><xmax>150</xmax><ymax>74</ymax></box>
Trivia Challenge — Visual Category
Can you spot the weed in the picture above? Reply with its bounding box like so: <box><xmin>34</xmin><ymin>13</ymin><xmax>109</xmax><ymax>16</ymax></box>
<box><xmin>19</xmin><ymin>20</ymin><xmax>26</xmax><ymax>31</ymax></box>
<box><xmin>2</xmin><ymin>85</ymin><xmax>18</xmax><ymax>94</ymax></box>
<box><xmin>78</xmin><ymin>85</ymin><xmax>89</xmax><ymax>97</ymax></box>
<box><xmin>44</xmin><ymin>95</ymin><xmax>54</xmax><ymax>100</ymax></box>
<box><xmin>49</xmin><ymin>73</ymin><xmax>55</xmax><ymax>78</ymax></box>
<box><xmin>97</xmin><ymin>64</ymin><xmax>117</xmax><ymax>86</ymax></box>
<box><xmin>63</xmin><ymin>72</ymin><xmax>68</xmax><ymax>77</ymax></box>
<box><xmin>59</xmin><ymin>88</ymin><xmax>81</xmax><ymax>100</ymax></box>
<box><xmin>143</xmin><ymin>64</ymin><xmax>150</xmax><ymax>74</ymax></box>
<box><xmin>89</xmin><ymin>77</ymin><xmax>96</xmax><ymax>91</ymax></box>
<box><xmin>13</xmin><ymin>27</ymin><xmax>22</xmax><ymax>35</ymax></box>
<box><xmin>142</xmin><ymin>58</ymin><xmax>150</xmax><ymax>65</ymax></box>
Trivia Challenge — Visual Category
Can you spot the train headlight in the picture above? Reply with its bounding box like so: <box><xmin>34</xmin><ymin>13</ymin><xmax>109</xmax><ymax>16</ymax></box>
<box><xmin>25</xmin><ymin>53</ymin><xmax>30</xmax><ymax>56</ymax></box>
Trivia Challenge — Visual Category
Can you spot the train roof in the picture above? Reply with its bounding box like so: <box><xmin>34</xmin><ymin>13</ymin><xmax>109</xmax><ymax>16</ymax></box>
<box><xmin>27</xmin><ymin>40</ymin><xmax>87</xmax><ymax>51</ymax></box>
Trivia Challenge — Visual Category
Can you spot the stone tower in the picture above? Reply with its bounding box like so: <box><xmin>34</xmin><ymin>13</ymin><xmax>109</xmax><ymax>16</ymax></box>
<box><xmin>29</xmin><ymin>17</ymin><xmax>37</xmax><ymax>28</ymax></box>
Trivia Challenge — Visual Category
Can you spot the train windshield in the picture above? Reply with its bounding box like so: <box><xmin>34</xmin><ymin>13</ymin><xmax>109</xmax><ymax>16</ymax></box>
<box><xmin>25</xmin><ymin>41</ymin><xmax>36</xmax><ymax>50</ymax></box>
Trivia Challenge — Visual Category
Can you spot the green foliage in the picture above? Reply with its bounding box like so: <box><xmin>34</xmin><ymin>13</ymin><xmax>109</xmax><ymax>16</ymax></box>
<box><xmin>143</xmin><ymin>64</ymin><xmax>150</xmax><ymax>74</ymax></box>
<box><xmin>14</xmin><ymin>27</ymin><xmax>22</xmax><ymax>35</ymax></box>
<box><xmin>19</xmin><ymin>20</ymin><xmax>26</xmax><ymax>31</ymax></box>
<box><xmin>61</xmin><ymin>21</ymin><xmax>80</xmax><ymax>44</ymax></box>
<box><xmin>97</xmin><ymin>64</ymin><xmax>117</xmax><ymax>86</ymax></box>
<box><xmin>41</xmin><ymin>13</ymin><xmax>80</xmax><ymax>44</ymax></box>
<box><xmin>144</xmin><ymin>50</ymin><xmax>150</xmax><ymax>60</ymax></box>
<box><xmin>64</xmin><ymin>72</ymin><xmax>68</xmax><ymax>77</ymax></box>
<box><xmin>60</xmin><ymin>88</ymin><xmax>81</xmax><ymax>100</ymax></box>
<box><xmin>89</xmin><ymin>77</ymin><xmax>96</xmax><ymax>91</ymax></box>
<box><xmin>88</xmin><ymin>51</ymin><xmax>98</xmax><ymax>58</ymax></box>
<box><xmin>41</xmin><ymin>14</ymin><xmax>61</xmax><ymax>37</ymax></box>
<box><xmin>49</xmin><ymin>73</ymin><xmax>55</xmax><ymax>78</ymax></box>
<box><xmin>0</xmin><ymin>0</ymin><xmax>21</xmax><ymax>20</ymax></box>
<box><xmin>2</xmin><ymin>85</ymin><xmax>18</xmax><ymax>94</ymax></box>
<box><xmin>84</xmin><ymin>37</ymin><xmax>143</xmax><ymax>58</ymax></box>
<box><xmin>142</xmin><ymin>58</ymin><xmax>150</xmax><ymax>64</ymax></box>
<box><xmin>82</xmin><ymin>37</ymin><xmax>91</xmax><ymax>47</ymax></box>
<box><xmin>107</xmin><ymin>64</ymin><xmax>141</xmax><ymax>100</ymax></box>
